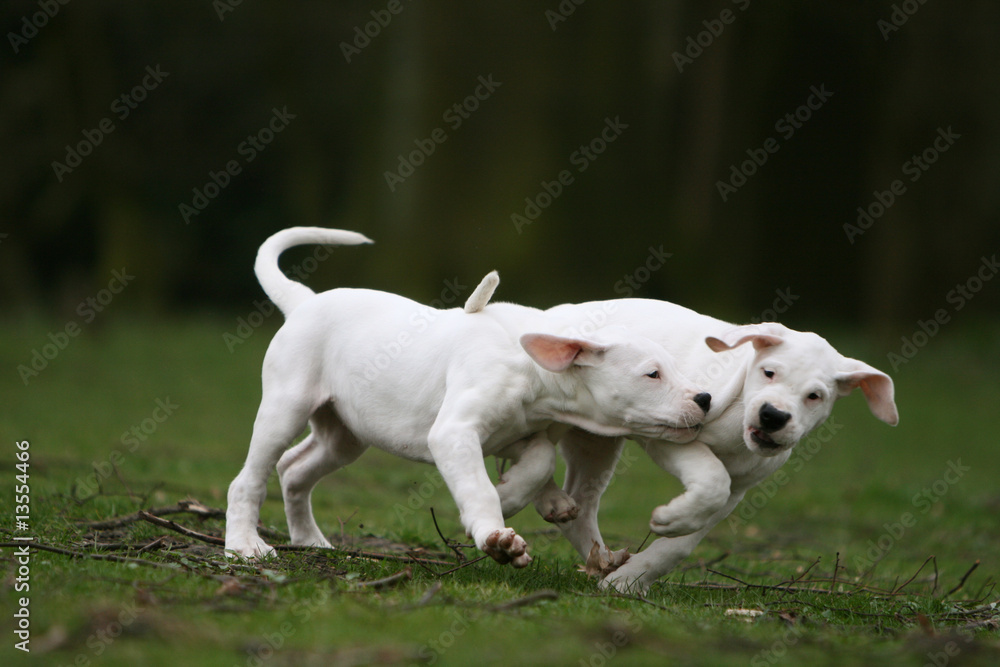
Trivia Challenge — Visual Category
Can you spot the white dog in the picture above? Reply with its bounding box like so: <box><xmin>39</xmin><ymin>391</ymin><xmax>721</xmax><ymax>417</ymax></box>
<box><xmin>485</xmin><ymin>296</ymin><xmax>898</xmax><ymax>591</ymax></box>
<box><xmin>224</xmin><ymin>229</ymin><xmax>711</xmax><ymax>567</ymax></box>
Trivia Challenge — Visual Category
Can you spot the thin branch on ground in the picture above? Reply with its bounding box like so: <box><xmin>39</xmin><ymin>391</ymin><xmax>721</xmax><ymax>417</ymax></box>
<box><xmin>430</xmin><ymin>507</ymin><xmax>468</xmax><ymax>563</ymax></box>
<box><xmin>355</xmin><ymin>566</ymin><xmax>413</xmax><ymax>590</ymax></box>
<box><xmin>490</xmin><ymin>589</ymin><xmax>558</xmax><ymax>612</ymax></box>
<box><xmin>945</xmin><ymin>560</ymin><xmax>980</xmax><ymax>599</ymax></box>
<box><xmin>139</xmin><ymin>511</ymin><xmax>226</xmax><ymax>545</ymax></box>
<box><xmin>892</xmin><ymin>555</ymin><xmax>936</xmax><ymax>595</ymax></box>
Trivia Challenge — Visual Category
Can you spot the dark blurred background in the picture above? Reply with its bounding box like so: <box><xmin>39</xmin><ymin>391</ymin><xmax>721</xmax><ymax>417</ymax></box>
<box><xmin>3</xmin><ymin>0</ymin><xmax>999</xmax><ymax>341</ymax></box>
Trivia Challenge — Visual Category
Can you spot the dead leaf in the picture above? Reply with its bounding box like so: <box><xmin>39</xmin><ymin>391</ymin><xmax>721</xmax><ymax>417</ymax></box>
<box><xmin>580</xmin><ymin>542</ymin><xmax>630</xmax><ymax>578</ymax></box>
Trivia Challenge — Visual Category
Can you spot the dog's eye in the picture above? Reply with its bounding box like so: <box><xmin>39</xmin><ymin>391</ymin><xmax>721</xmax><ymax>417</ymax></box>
<box><xmin>763</xmin><ymin>369</ymin><xmax>775</xmax><ymax>379</ymax></box>
<box><xmin>645</xmin><ymin>370</ymin><xmax>660</xmax><ymax>379</ymax></box>
<box><xmin>807</xmin><ymin>392</ymin><xmax>821</xmax><ymax>401</ymax></box>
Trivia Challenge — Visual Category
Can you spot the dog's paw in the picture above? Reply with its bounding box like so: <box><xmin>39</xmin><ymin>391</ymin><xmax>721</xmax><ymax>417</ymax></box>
<box><xmin>290</xmin><ymin>532</ymin><xmax>333</xmax><ymax>549</ymax></box>
<box><xmin>649</xmin><ymin>502</ymin><xmax>712</xmax><ymax>538</ymax></box>
<box><xmin>600</xmin><ymin>566</ymin><xmax>651</xmax><ymax>595</ymax></box>
<box><xmin>482</xmin><ymin>528</ymin><xmax>531</xmax><ymax>568</ymax></box>
<box><xmin>533</xmin><ymin>488</ymin><xmax>580</xmax><ymax>524</ymax></box>
<box><xmin>225</xmin><ymin>534</ymin><xmax>277</xmax><ymax>560</ymax></box>
<box><xmin>538</xmin><ymin>495</ymin><xmax>580</xmax><ymax>524</ymax></box>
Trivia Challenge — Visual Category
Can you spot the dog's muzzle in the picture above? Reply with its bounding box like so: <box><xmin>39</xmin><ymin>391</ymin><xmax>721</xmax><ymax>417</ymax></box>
<box><xmin>747</xmin><ymin>403</ymin><xmax>791</xmax><ymax>453</ymax></box>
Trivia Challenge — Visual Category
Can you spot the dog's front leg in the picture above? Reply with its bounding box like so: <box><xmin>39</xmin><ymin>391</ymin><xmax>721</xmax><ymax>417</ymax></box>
<box><xmin>642</xmin><ymin>439</ymin><xmax>731</xmax><ymax>537</ymax></box>
<box><xmin>601</xmin><ymin>490</ymin><xmax>746</xmax><ymax>594</ymax></box>
<box><xmin>427</xmin><ymin>421</ymin><xmax>531</xmax><ymax>567</ymax></box>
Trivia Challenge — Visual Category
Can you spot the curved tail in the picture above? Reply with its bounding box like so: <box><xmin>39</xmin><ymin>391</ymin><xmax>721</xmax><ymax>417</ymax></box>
<box><xmin>255</xmin><ymin>227</ymin><xmax>373</xmax><ymax>316</ymax></box>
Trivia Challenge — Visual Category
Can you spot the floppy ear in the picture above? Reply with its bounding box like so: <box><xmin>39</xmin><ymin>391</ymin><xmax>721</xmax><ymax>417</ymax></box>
<box><xmin>520</xmin><ymin>333</ymin><xmax>607</xmax><ymax>373</ymax></box>
<box><xmin>835</xmin><ymin>359</ymin><xmax>899</xmax><ymax>426</ymax></box>
<box><xmin>706</xmin><ymin>324</ymin><xmax>785</xmax><ymax>353</ymax></box>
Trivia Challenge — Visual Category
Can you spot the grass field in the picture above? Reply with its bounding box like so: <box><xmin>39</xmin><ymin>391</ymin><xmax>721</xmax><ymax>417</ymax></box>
<box><xmin>2</xmin><ymin>316</ymin><xmax>999</xmax><ymax>666</ymax></box>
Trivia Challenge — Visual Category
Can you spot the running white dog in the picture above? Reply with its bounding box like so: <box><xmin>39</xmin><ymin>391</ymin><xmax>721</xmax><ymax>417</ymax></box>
<box><xmin>224</xmin><ymin>229</ymin><xmax>711</xmax><ymax>567</ymax></box>
<box><xmin>490</xmin><ymin>296</ymin><xmax>898</xmax><ymax>591</ymax></box>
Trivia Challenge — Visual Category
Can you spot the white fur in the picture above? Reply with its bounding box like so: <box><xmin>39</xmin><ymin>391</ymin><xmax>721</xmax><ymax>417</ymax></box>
<box><xmin>224</xmin><ymin>232</ymin><xmax>710</xmax><ymax>567</ymax></box>
<box><xmin>520</xmin><ymin>299</ymin><xmax>897</xmax><ymax>592</ymax></box>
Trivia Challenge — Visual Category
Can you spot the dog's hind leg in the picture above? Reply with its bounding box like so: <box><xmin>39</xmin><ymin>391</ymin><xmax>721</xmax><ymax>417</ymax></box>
<box><xmin>225</xmin><ymin>388</ymin><xmax>316</xmax><ymax>559</ymax></box>
<box><xmin>277</xmin><ymin>403</ymin><xmax>367</xmax><ymax>548</ymax></box>
<box><xmin>553</xmin><ymin>429</ymin><xmax>625</xmax><ymax>561</ymax></box>
<box><xmin>495</xmin><ymin>433</ymin><xmax>559</xmax><ymax>520</ymax></box>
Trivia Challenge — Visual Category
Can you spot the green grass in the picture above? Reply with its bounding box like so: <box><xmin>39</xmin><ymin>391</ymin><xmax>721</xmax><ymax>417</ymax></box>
<box><xmin>1</xmin><ymin>317</ymin><xmax>999</xmax><ymax>666</ymax></box>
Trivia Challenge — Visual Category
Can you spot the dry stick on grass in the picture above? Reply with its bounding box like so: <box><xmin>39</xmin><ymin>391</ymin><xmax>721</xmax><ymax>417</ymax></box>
<box><xmin>430</xmin><ymin>507</ymin><xmax>469</xmax><ymax>563</ymax></box>
<box><xmin>138</xmin><ymin>510</ymin><xmax>226</xmax><ymax>545</ymax></box>
<box><xmin>706</xmin><ymin>568</ymin><xmax>840</xmax><ymax>596</ymax></box>
<box><xmin>944</xmin><ymin>560</ymin><xmax>980</xmax><ymax>599</ymax></box>
<box><xmin>435</xmin><ymin>555</ymin><xmax>489</xmax><ymax>577</ymax></box>
<box><xmin>355</xmin><ymin>566</ymin><xmax>413</xmax><ymax>590</ymax></box>
<box><xmin>81</xmin><ymin>500</ymin><xmax>224</xmax><ymax>529</ymax></box>
<box><xmin>276</xmin><ymin>544</ymin><xmax>454</xmax><ymax>567</ymax></box>
<box><xmin>136</xmin><ymin>510</ymin><xmax>455</xmax><ymax>568</ymax></box>
<box><xmin>338</xmin><ymin>509</ymin><xmax>358</xmax><ymax>544</ymax></box>
<box><xmin>892</xmin><ymin>555</ymin><xmax>937</xmax><ymax>595</ymax></box>
<box><xmin>0</xmin><ymin>541</ymin><xmax>178</xmax><ymax>571</ymax></box>
<box><xmin>490</xmin><ymin>590</ymin><xmax>559</xmax><ymax>612</ymax></box>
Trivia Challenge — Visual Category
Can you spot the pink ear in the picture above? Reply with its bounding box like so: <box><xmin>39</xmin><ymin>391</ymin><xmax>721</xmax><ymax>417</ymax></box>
<box><xmin>835</xmin><ymin>361</ymin><xmax>899</xmax><ymax>426</ymax></box>
<box><xmin>706</xmin><ymin>325</ymin><xmax>785</xmax><ymax>353</ymax></box>
<box><xmin>520</xmin><ymin>334</ymin><xmax>606</xmax><ymax>373</ymax></box>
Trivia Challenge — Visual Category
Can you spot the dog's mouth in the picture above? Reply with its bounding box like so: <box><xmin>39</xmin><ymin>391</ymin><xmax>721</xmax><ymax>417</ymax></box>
<box><xmin>748</xmin><ymin>427</ymin><xmax>786</xmax><ymax>453</ymax></box>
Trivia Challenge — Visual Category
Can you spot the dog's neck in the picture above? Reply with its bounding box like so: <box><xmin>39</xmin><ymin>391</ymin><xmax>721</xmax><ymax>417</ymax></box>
<box><xmin>526</xmin><ymin>369</ymin><xmax>634</xmax><ymax>438</ymax></box>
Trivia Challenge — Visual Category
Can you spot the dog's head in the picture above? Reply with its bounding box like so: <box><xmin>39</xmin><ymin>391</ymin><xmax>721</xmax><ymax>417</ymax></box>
<box><xmin>706</xmin><ymin>323</ymin><xmax>898</xmax><ymax>457</ymax></box>
<box><xmin>520</xmin><ymin>327</ymin><xmax>711</xmax><ymax>443</ymax></box>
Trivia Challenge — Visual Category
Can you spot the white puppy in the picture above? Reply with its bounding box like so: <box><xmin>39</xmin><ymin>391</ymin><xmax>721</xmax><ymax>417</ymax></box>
<box><xmin>499</xmin><ymin>298</ymin><xmax>897</xmax><ymax>591</ymax></box>
<box><xmin>224</xmin><ymin>230</ymin><xmax>711</xmax><ymax>567</ymax></box>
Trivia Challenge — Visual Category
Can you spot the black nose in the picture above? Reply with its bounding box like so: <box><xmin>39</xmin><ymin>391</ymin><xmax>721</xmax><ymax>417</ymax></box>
<box><xmin>758</xmin><ymin>403</ymin><xmax>791</xmax><ymax>432</ymax></box>
<box><xmin>693</xmin><ymin>392</ymin><xmax>712</xmax><ymax>414</ymax></box>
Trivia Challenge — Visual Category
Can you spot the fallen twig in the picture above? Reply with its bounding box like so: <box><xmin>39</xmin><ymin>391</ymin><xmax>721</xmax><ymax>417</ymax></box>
<box><xmin>944</xmin><ymin>560</ymin><xmax>980</xmax><ymax>599</ymax></box>
<box><xmin>892</xmin><ymin>555</ymin><xmax>936</xmax><ymax>595</ymax></box>
<box><xmin>80</xmin><ymin>500</ymin><xmax>224</xmax><ymax>529</ymax></box>
<box><xmin>0</xmin><ymin>541</ymin><xmax>178</xmax><ymax>571</ymax></box>
<box><xmin>355</xmin><ymin>566</ymin><xmax>413</xmax><ymax>590</ymax></box>
<box><xmin>138</xmin><ymin>511</ymin><xmax>225</xmax><ymax>545</ymax></box>
<box><xmin>490</xmin><ymin>589</ymin><xmax>558</xmax><ymax>612</ymax></box>
<box><xmin>434</xmin><ymin>555</ymin><xmax>489</xmax><ymax>576</ymax></box>
<box><xmin>430</xmin><ymin>507</ymin><xmax>468</xmax><ymax>563</ymax></box>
